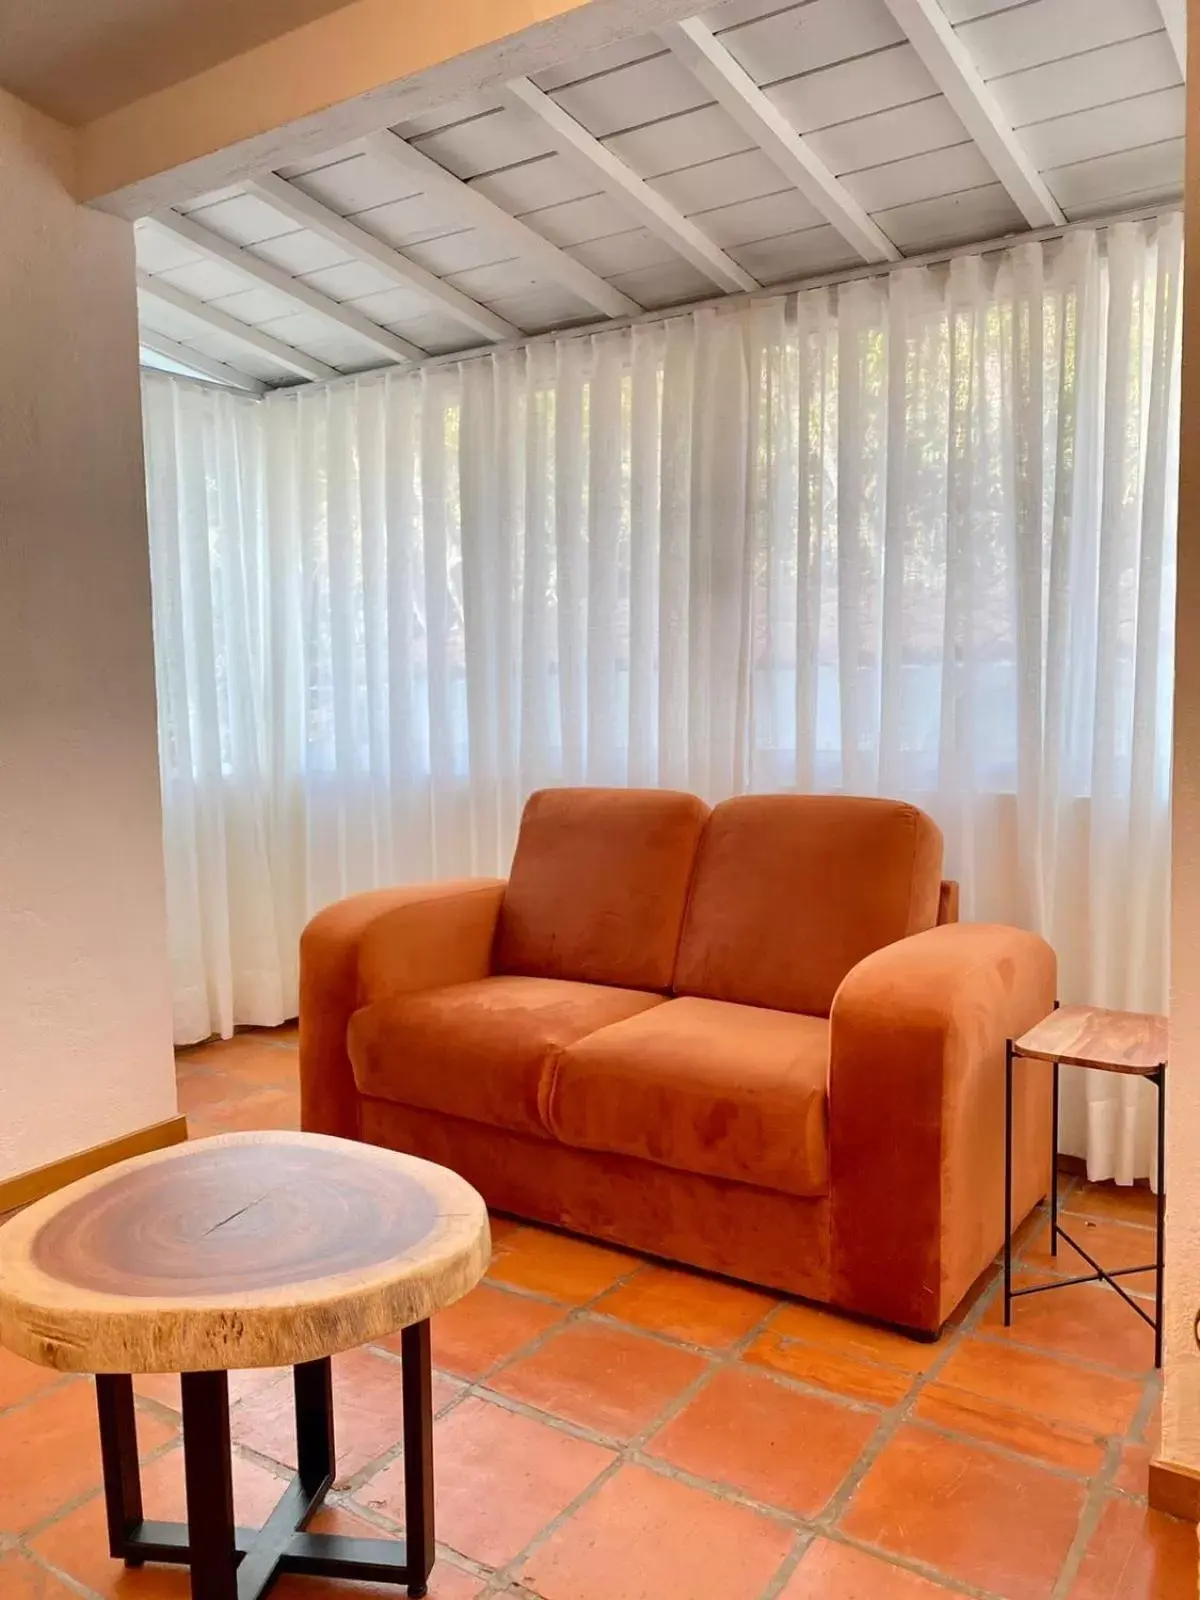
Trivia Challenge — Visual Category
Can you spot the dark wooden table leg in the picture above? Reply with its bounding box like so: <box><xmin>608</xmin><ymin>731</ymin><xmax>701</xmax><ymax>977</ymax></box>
<box><xmin>401</xmin><ymin>1321</ymin><xmax>435</xmax><ymax>1599</ymax></box>
<box><xmin>294</xmin><ymin>1357</ymin><xmax>335</xmax><ymax>1498</ymax></box>
<box><xmin>181</xmin><ymin>1370</ymin><xmax>238</xmax><ymax>1600</ymax></box>
<box><xmin>1003</xmin><ymin>1038</ymin><xmax>1014</xmax><ymax>1326</ymax></box>
<box><xmin>96</xmin><ymin>1374</ymin><xmax>144</xmax><ymax>1566</ymax></box>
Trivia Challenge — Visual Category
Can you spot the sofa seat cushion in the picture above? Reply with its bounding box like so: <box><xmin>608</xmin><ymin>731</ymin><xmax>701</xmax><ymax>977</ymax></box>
<box><xmin>548</xmin><ymin>997</ymin><xmax>830</xmax><ymax>1198</ymax></box>
<box><xmin>346</xmin><ymin>976</ymin><xmax>666</xmax><ymax>1139</ymax></box>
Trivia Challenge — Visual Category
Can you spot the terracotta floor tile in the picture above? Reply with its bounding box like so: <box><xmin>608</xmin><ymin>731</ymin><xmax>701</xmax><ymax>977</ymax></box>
<box><xmin>1063</xmin><ymin>1181</ymin><xmax>1160</xmax><ymax>1227</ymax></box>
<box><xmin>0</xmin><ymin>1346</ymin><xmax>68</xmax><ymax>1411</ymax></box>
<box><xmin>487</xmin><ymin>1213</ymin><xmax>523</xmax><ymax>1245</ymax></box>
<box><xmin>913</xmin><ymin>1382</ymin><xmax>1106</xmax><ymax>1476</ymax></box>
<box><xmin>1138</xmin><ymin>1390</ymin><xmax>1162</xmax><ymax>1447</ymax></box>
<box><xmin>486</xmin><ymin>1226</ymin><xmax>637</xmax><ymax>1304</ymax></box>
<box><xmin>0</xmin><ymin>1551</ymin><xmax>85</xmax><ymax>1600</ymax></box>
<box><xmin>1068</xmin><ymin>1496</ymin><xmax>1199</xmax><ymax>1599</ymax></box>
<box><xmin>230</xmin><ymin>1349</ymin><xmax>458</xmax><ymax>1484</ymax></box>
<box><xmin>488</xmin><ymin>1319</ymin><xmax>707</xmax><ymax>1440</ymax></box>
<box><xmin>175</xmin><ymin>1070</ymin><xmax>262</xmax><ymax>1114</ymax></box>
<box><xmin>519</xmin><ymin>1462</ymin><xmax>794</xmax><ymax>1600</ymax></box>
<box><xmin>182</xmin><ymin>1031</ymin><xmax>292</xmax><ymax>1070</ymax></box>
<box><xmin>840</xmin><ymin>1425</ymin><xmax>1086</xmax><ymax>1600</ymax></box>
<box><xmin>937</xmin><ymin>1337</ymin><xmax>1143</xmax><ymax>1436</ymax></box>
<box><xmin>981</xmin><ymin>1273</ymin><xmax>1157</xmax><ymax>1373</ymax></box>
<box><xmin>594</xmin><ymin>1263</ymin><xmax>774</xmax><ymax>1349</ymax></box>
<box><xmin>743</xmin><ymin>1329</ymin><xmax>913</xmax><ymax>1407</ymax></box>
<box><xmin>392</xmin><ymin>1282</ymin><xmax>565</xmax><ymax>1379</ymax></box>
<box><xmin>357</xmin><ymin>1395</ymin><xmax>614</xmax><ymax>1566</ymax></box>
<box><xmin>647</xmin><ymin>1367</ymin><xmax>879</xmax><ymax>1515</ymax></box>
<box><xmin>769</xmin><ymin>1301</ymin><xmax>942</xmax><ymax>1375</ymax></box>
<box><xmin>275</xmin><ymin>1564</ymin><xmax>482</xmax><ymax>1600</ymax></box>
<box><xmin>31</xmin><ymin>1445</ymin><xmax>285</xmax><ymax>1596</ymax></box>
<box><xmin>1020</xmin><ymin>1218</ymin><xmax>1157</xmax><ymax>1297</ymax></box>
<box><xmin>133</xmin><ymin>1365</ymin><xmax>288</xmax><ymax>1413</ymax></box>
<box><xmin>0</xmin><ymin>1379</ymin><xmax>177</xmax><ymax>1534</ymax></box>
<box><xmin>274</xmin><ymin>1505</ymin><xmax>483</xmax><ymax>1599</ymax></box>
<box><xmin>190</xmin><ymin>1086</ymin><xmax>300</xmax><ymax>1133</ymax></box>
<box><xmin>1114</xmin><ymin>1440</ymin><xmax>1152</xmax><ymax>1496</ymax></box>
<box><xmin>220</xmin><ymin>1048</ymin><xmax>299</xmax><ymax>1090</ymax></box>
<box><xmin>782</xmin><ymin>1538</ymin><xmax>970</xmax><ymax>1598</ymax></box>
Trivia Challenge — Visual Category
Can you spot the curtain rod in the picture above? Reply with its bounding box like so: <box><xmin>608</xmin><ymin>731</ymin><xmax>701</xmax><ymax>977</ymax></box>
<box><xmin>152</xmin><ymin>201</ymin><xmax>1181</xmax><ymax>402</ymax></box>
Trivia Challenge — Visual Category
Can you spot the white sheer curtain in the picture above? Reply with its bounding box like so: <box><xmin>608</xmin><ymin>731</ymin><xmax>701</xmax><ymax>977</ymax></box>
<box><xmin>145</xmin><ymin>215</ymin><xmax>1181</xmax><ymax>1180</ymax></box>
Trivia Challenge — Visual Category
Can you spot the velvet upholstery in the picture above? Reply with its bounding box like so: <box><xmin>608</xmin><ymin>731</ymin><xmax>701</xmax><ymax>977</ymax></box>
<box><xmin>829</xmin><ymin>921</ymin><xmax>1056</xmax><ymax>1331</ymax></box>
<box><xmin>299</xmin><ymin>788</ymin><xmax>1058</xmax><ymax>1336</ymax></box>
<box><xmin>674</xmin><ymin>794</ymin><xmax>944</xmax><ymax>1016</ymax></box>
<box><xmin>938</xmin><ymin>879</ymin><xmax>961</xmax><ymax>925</ymax></box>
<box><xmin>550</xmin><ymin>997</ymin><xmax>829</xmax><ymax>1197</ymax></box>
<box><xmin>299</xmin><ymin>879</ymin><xmax>505</xmax><ymax>1140</ymax></box>
<box><xmin>493</xmin><ymin>786</ymin><xmax>709</xmax><ymax>990</ymax></box>
<box><xmin>347</xmin><ymin>976</ymin><xmax>664</xmax><ymax>1139</ymax></box>
<box><xmin>359</xmin><ymin>1098</ymin><xmax>833</xmax><ymax>1306</ymax></box>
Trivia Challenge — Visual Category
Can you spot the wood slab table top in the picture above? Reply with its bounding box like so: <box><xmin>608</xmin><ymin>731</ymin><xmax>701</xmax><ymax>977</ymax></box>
<box><xmin>1013</xmin><ymin>1005</ymin><xmax>1168</xmax><ymax>1076</ymax></box>
<box><xmin>0</xmin><ymin>1131</ymin><xmax>489</xmax><ymax>1376</ymax></box>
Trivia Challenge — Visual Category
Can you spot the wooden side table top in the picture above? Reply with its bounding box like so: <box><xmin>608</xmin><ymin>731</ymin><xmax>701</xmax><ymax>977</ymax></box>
<box><xmin>1013</xmin><ymin>1004</ymin><xmax>1168</xmax><ymax>1076</ymax></box>
<box><xmin>0</xmin><ymin>1131</ymin><xmax>489</xmax><ymax>1376</ymax></box>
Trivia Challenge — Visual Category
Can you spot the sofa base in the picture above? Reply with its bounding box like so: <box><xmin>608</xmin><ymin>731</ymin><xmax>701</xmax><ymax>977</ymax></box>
<box><xmin>359</xmin><ymin>1096</ymin><xmax>834</xmax><ymax>1312</ymax></box>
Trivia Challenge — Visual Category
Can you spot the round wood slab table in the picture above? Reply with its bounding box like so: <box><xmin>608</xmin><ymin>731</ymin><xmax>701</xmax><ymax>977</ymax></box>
<box><xmin>0</xmin><ymin>1131</ymin><xmax>490</xmax><ymax>1600</ymax></box>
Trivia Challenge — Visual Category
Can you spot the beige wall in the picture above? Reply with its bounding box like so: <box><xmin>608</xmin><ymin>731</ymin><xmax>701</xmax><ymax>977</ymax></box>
<box><xmin>0</xmin><ymin>88</ymin><xmax>177</xmax><ymax>1181</ymax></box>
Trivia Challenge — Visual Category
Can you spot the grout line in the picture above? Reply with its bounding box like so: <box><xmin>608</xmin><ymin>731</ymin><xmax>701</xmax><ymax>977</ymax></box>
<box><xmin>1051</xmin><ymin>1435</ymin><xmax>1125</xmax><ymax>1600</ymax></box>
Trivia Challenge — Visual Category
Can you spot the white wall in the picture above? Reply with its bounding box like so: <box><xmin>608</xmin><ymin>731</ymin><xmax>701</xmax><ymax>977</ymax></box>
<box><xmin>0</xmin><ymin>88</ymin><xmax>177</xmax><ymax>1181</ymax></box>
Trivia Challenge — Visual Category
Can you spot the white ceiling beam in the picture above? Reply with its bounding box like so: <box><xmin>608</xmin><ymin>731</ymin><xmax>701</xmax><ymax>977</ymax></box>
<box><xmin>660</xmin><ymin>19</ymin><xmax>899</xmax><ymax>264</ymax></box>
<box><xmin>363</xmin><ymin>130</ymin><xmax>640</xmax><ymax>320</ymax></box>
<box><xmin>880</xmin><ymin>0</ymin><xmax>1064</xmax><ymax>229</ymax></box>
<box><xmin>246</xmin><ymin>172</ymin><xmax>518</xmax><ymax>343</ymax></box>
<box><xmin>139</xmin><ymin>331</ymin><xmax>268</xmax><ymax>393</ymax></box>
<box><xmin>137</xmin><ymin>271</ymin><xmax>338</xmax><ymax>383</ymax></box>
<box><xmin>1156</xmin><ymin>0</ymin><xmax>1186</xmax><ymax>78</ymax></box>
<box><xmin>502</xmin><ymin>76</ymin><xmax>758</xmax><ymax>294</ymax></box>
<box><xmin>146</xmin><ymin>209</ymin><xmax>425</xmax><ymax>365</ymax></box>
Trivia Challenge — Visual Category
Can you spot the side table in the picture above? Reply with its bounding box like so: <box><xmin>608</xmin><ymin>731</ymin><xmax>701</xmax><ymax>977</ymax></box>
<box><xmin>1005</xmin><ymin>1005</ymin><xmax>1167</xmax><ymax>1367</ymax></box>
<box><xmin>0</xmin><ymin>1131</ymin><xmax>490</xmax><ymax>1600</ymax></box>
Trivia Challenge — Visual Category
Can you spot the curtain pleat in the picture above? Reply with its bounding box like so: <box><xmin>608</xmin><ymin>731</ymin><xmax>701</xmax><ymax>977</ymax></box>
<box><xmin>144</xmin><ymin>220</ymin><xmax>1182</xmax><ymax>1181</ymax></box>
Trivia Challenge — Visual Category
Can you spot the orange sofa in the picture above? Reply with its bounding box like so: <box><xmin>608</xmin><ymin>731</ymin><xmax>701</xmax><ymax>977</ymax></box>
<box><xmin>300</xmin><ymin>789</ymin><xmax>1055</xmax><ymax>1336</ymax></box>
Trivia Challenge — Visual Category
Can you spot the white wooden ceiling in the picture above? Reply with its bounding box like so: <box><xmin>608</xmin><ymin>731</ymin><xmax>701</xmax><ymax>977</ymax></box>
<box><xmin>135</xmin><ymin>0</ymin><xmax>1186</xmax><ymax>389</ymax></box>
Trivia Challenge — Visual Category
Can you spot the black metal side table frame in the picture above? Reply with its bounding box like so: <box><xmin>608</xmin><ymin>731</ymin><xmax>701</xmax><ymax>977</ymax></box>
<box><xmin>1003</xmin><ymin>1028</ymin><xmax>1166</xmax><ymax>1368</ymax></box>
<box><xmin>95</xmin><ymin>1320</ymin><xmax>434</xmax><ymax>1600</ymax></box>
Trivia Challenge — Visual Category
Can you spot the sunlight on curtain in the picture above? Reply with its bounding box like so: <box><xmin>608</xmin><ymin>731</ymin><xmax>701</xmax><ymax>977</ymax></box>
<box><xmin>144</xmin><ymin>216</ymin><xmax>1182</xmax><ymax>1181</ymax></box>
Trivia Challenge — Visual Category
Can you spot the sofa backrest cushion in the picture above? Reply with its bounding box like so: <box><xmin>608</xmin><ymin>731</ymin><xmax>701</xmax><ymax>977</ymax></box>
<box><xmin>494</xmin><ymin>787</ymin><xmax>710</xmax><ymax>991</ymax></box>
<box><xmin>673</xmin><ymin>794</ymin><xmax>944</xmax><ymax>1016</ymax></box>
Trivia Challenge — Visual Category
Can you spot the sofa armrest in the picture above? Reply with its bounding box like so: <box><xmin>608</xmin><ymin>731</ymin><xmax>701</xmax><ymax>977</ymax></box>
<box><xmin>299</xmin><ymin>879</ymin><xmax>506</xmax><ymax>1140</ymax></box>
<box><xmin>828</xmin><ymin>922</ymin><xmax>1056</xmax><ymax>1333</ymax></box>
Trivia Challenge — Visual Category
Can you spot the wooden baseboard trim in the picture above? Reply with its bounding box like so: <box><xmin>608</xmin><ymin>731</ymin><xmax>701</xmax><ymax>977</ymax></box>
<box><xmin>1149</xmin><ymin>1459</ymin><xmax>1200</xmax><ymax>1522</ymax></box>
<box><xmin>0</xmin><ymin>1115</ymin><xmax>189</xmax><ymax>1215</ymax></box>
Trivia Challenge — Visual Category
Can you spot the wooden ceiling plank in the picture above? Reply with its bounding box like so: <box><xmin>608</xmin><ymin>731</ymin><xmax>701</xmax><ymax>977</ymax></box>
<box><xmin>501</xmin><ymin>75</ymin><xmax>759</xmax><ymax>292</ymax></box>
<box><xmin>660</xmin><ymin>18</ymin><xmax>899</xmax><ymax>263</ymax></box>
<box><xmin>364</xmin><ymin>130</ymin><xmax>641</xmax><ymax>317</ymax></box>
<box><xmin>136</xmin><ymin>271</ymin><xmax>338</xmax><ymax>382</ymax></box>
<box><xmin>879</xmin><ymin>0</ymin><xmax>1065</xmax><ymax>227</ymax></box>
<box><xmin>139</xmin><ymin>330</ymin><xmax>269</xmax><ymax>393</ymax></box>
<box><xmin>146</xmin><ymin>210</ymin><xmax>425</xmax><ymax>364</ymax></box>
<box><xmin>1154</xmin><ymin>0</ymin><xmax>1186</xmax><ymax>78</ymax></box>
<box><xmin>246</xmin><ymin>173</ymin><xmax>518</xmax><ymax>342</ymax></box>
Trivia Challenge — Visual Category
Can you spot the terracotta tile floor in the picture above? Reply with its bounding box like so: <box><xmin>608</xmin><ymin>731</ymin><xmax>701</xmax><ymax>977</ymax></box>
<box><xmin>3</xmin><ymin>1025</ymin><xmax>1196</xmax><ymax>1600</ymax></box>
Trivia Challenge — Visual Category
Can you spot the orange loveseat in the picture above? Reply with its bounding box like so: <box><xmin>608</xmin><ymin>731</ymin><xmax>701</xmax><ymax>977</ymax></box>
<box><xmin>300</xmin><ymin>789</ymin><xmax>1055</xmax><ymax>1335</ymax></box>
